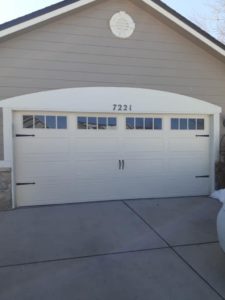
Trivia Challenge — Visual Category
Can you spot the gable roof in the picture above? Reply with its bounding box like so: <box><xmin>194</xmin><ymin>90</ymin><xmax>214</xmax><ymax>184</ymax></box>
<box><xmin>0</xmin><ymin>0</ymin><xmax>225</xmax><ymax>58</ymax></box>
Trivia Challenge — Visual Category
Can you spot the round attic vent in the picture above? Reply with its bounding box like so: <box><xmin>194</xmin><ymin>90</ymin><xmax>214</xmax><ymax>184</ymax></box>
<box><xmin>109</xmin><ymin>11</ymin><xmax>135</xmax><ymax>39</ymax></box>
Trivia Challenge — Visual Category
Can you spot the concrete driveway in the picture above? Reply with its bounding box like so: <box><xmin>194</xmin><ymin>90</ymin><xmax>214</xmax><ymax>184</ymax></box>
<box><xmin>0</xmin><ymin>196</ymin><xmax>224</xmax><ymax>300</ymax></box>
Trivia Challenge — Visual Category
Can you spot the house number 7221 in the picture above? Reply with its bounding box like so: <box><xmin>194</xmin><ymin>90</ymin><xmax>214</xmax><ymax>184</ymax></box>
<box><xmin>113</xmin><ymin>104</ymin><xmax>132</xmax><ymax>112</ymax></box>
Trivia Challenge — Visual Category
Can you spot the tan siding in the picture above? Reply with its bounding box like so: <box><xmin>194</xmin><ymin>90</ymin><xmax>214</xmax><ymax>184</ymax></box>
<box><xmin>0</xmin><ymin>0</ymin><xmax>225</xmax><ymax>158</ymax></box>
<box><xmin>1</xmin><ymin>69</ymin><xmax>225</xmax><ymax>86</ymax></box>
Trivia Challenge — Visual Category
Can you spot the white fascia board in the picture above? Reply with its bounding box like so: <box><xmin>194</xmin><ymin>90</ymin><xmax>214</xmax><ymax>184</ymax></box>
<box><xmin>142</xmin><ymin>0</ymin><xmax>225</xmax><ymax>57</ymax></box>
<box><xmin>0</xmin><ymin>0</ymin><xmax>96</xmax><ymax>38</ymax></box>
<box><xmin>0</xmin><ymin>87</ymin><xmax>222</xmax><ymax>115</ymax></box>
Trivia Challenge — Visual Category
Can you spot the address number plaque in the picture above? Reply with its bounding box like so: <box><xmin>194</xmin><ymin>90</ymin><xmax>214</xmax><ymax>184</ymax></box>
<box><xmin>113</xmin><ymin>104</ymin><xmax>132</xmax><ymax>112</ymax></box>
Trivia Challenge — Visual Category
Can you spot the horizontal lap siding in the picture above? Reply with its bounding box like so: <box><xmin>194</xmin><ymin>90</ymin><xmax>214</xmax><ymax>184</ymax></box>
<box><xmin>0</xmin><ymin>0</ymin><xmax>225</xmax><ymax>159</ymax></box>
<box><xmin>0</xmin><ymin>0</ymin><xmax>223</xmax><ymax>99</ymax></box>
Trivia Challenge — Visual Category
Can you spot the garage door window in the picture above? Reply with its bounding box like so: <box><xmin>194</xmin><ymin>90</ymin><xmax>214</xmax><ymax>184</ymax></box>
<box><xmin>126</xmin><ymin>118</ymin><xmax>135</xmax><ymax>129</ymax></box>
<box><xmin>23</xmin><ymin>115</ymin><xmax>34</xmax><ymax>128</ymax></box>
<box><xmin>145</xmin><ymin>118</ymin><xmax>153</xmax><ymax>130</ymax></box>
<box><xmin>57</xmin><ymin>116</ymin><xmax>67</xmax><ymax>129</ymax></box>
<box><xmin>108</xmin><ymin>117</ymin><xmax>117</xmax><ymax>128</ymax></box>
<box><xmin>46</xmin><ymin>116</ymin><xmax>56</xmax><ymax>129</ymax></box>
<box><xmin>35</xmin><ymin>115</ymin><xmax>45</xmax><ymax>128</ymax></box>
<box><xmin>189</xmin><ymin>119</ymin><xmax>196</xmax><ymax>130</ymax></box>
<box><xmin>197</xmin><ymin>119</ymin><xmax>204</xmax><ymax>130</ymax></box>
<box><xmin>171</xmin><ymin>118</ymin><xmax>204</xmax><ymax>130</ymax></box>
<box><xmin>88</xmin><ymin>117</ymin><xmax>97</xmax><ymax>130</ymax></box>
<box><xmin>154</xmin><ymin>118</ymin><xmax>162</xmax><ymax>130</ymax></box>
<box><xmin>98</xmin><ymin>117</ymin><xmax>107</xmax><ymax>129</ymax></box>
<box><xmin>77</xmin><ymin>117</ymin><xmax>117</xmax><ymax>130</ymax></box>
<box><xmin>126</xmin><ymin>117</ymin><xmax>162</xmax><ymax>130</ymax></box>
<box><xmin>180</xmin><ymin>118</ymin><xmax>188</xmax><ymax>130</ymax></box>
<box><xmin>23</xmin><ymin>115</ymin><xmax>67</xmax><ymax>129</ymax></box>
<box><xmin>136</xmin><ymin>118</ymin><xmax>144</xmax><ymax>129</ymax></box>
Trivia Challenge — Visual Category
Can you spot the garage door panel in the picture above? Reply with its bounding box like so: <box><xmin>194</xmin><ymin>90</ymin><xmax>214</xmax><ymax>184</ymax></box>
<box><xmin>16</xmin><ymin>161</ymin><xmax>70</xmax><ymax>178</ymax></box>
<box><xmin>70</xmin><ymin>179</ymin><xmax>122</xmax><ymax>201</ymax></box>
<box><xmin>74</xmin><ymin>159</ymin><xmax>119</xmax><ymax>179</ymax></box>
<box><xmin>168</xmin><ymin>151</ymin><xmax>209</xmax><ymax>159</ymax></box>
<box><xmin>164</xmin><ymin>177</ymin><xmax>210</xmax><ymax>197</ymax></box>
<box><xmin>191</xmin><ymin>179</ymin><xmax>211</xmax><ymax>195</ymax></box>
<box><xmin>16</xmin><ymin>153</ymin><xmax>69</xmax><ymax>163</ymax></box>
<box><xmin>168</xmin><ymin>137</ymin><xmax>209</xmax><ymax>152</ymax></box>
<box><xmin>16</xmin><ymin>138</ymin><xmax>69</xmax><ymax>154</ymax></box>
<box><xmin>123</xmin><ymin>159</ymin><xmax>164</xmax><ymax>177</ymax></box>
<box><xmin>14</xmin><ymin>112</ymin><xmax>211</xmax><ymax>206</ymax></box>
<box><xmin>120</xmin><ymin>177</ymin><xmax>167</xmax><ymax>199</ymax></box>
<box><xmin>17</xmin><ymin>182</ymin><xmax>72</xmax><ymax>206</ymax></box>
<box><xmin>168</xmin><ymin>157</ymin><xmax>210</xmax><ymax>175</ymax></box>
<box><xmin>122</xmin><ymin>138</ymin><xmax>164</xmax><ymax>152</ymax></box>
<box><xmin>75</xmin><ymin>131</ymin><xmax>119</xmax><ymax>138</ymax></box>
<box><xmin>74</xmin><ymin>138</ymin><xmax>118</xmax><ymax>153</ymax></box>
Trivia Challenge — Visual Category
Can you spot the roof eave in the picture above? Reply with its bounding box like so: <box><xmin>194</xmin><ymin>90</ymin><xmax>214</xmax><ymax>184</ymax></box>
<box><xmin>142</xmin><ymin>0</ymin><xmax>225</xmax><ymax>58</ymax></box>
<box><xmin>0</xmin><ymin>0</ymin><xmax>96</xmax><ymax>39</ymax></box>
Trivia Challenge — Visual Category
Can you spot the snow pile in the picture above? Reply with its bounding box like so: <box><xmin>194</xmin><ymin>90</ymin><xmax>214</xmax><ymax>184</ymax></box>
<box><xmin>211</xmin><ymin>189</ymin><xmax>225</xmax><ymax>203</ymax></box>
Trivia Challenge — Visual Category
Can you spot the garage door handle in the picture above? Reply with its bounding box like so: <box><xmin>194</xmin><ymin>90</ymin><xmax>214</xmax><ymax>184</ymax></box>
<box><xmin>122</xmin><ymin>160</ymin><xmax>125</xmax><ymax>170</ymax></box>
<box><xmin>119</xmin><ymin>160</ymin><xmax>122</xmax><ymax>170</ymax></box>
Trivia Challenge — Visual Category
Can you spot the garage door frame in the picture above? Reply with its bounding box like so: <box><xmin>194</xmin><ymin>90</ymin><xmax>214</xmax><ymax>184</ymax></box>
<box><xmin>0</xmin><ymin>87</ymin><xmax>221</xmax><ymax>208</ymax></box>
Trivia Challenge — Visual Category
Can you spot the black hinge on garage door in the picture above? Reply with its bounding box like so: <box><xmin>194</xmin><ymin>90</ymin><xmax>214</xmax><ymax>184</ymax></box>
<box><xmin>196</xmin><ymin>135</ymin><xmax>210</xmax><ymax>137</ymax></box>
<box><xmin>16</xmin><ymin>182</ymin><xmax>36</xmax><ymax>186</ymax></box>
<box><xmin>16</xmin><ymin>134</ymin><xmax>35</xmax><ymax>137</ymax></box>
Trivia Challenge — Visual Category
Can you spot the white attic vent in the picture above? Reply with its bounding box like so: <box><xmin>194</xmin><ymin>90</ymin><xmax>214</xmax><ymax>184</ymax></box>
<box><xmin>109</xmin><ymin>11</ymin><xmax>136</xmax><ymax>39</ymax></box>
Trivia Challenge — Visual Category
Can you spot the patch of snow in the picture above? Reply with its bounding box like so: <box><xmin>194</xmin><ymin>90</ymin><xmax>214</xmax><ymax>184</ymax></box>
<box><xmin>211</xmin><ymin>189</ymin><xmax>225</xmax><ymax>203</ymax></box>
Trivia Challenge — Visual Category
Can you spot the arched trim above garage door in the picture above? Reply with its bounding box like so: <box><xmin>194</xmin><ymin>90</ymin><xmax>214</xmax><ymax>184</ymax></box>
<box><xmin>0</xmin><ymin>87</ymin><xmax>222</xmax><ymax>114</ymax></box>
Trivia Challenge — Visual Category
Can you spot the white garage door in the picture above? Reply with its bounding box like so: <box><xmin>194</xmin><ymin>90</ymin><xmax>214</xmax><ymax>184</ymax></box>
<box><xmin>14</xmin><ymin>112</ymin><xmax>211</xmax><ymax>206</ymax></box>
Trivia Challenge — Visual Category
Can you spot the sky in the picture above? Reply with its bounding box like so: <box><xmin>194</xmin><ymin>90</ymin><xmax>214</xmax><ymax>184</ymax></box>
<box><xmin>0</xmin><ymin>0</ymin><xmax>63</xmax><ymax>24</ymax></box>
<box><xmin>163</xmin><ymin>0</ymin><xmax>210</xmax><ymax>16</ymax></box>
<box><xmin>0</xmin><ymin>0</ymin><xmax>217</xmax><ymax>35</ymax></box>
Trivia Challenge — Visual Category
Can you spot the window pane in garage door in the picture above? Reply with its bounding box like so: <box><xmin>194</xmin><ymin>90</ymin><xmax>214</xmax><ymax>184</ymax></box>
<box><xmin>57</xmin><ymin>116</ymin><xmax>67</xmax><ymax>129</ymax></box>
<box><xmin>35</xmin><ymin>115</ymin><xmax>45</xmax><ymax>129</ymax></box>
<box><xmin>180</xmin><ymin>119</ymin><xmax>188</xmax><ymax>130</ymax></box>
<box><xmin>77</xmin><ymin>117</ymin><xmax>87</xmax><ymax>129</ymax></box>
<box><xmin>145</xmin><ymin>118</ymin><xmax>153</xmax><ymax>130</ymax></box>
<box><xmin>98</xmin><ymin>118</ymin><xmax>107</xmax><ymax>129</ymax></box>
<box><xmin>126</xmin><ymin>118</ymin><xmax>134</xmax><ymax>129</ymax></box>
<box><xmin>154</xmin><ymin>118</ymin><xmax>162</xmax><ymax>130</ymax></box>
<box><xmin>46</xmin><ymin>116</ymin><xmax>56</xmax><ymax>129</ymax></box>
<box><xmin>136</xmin><ymin>118</ymin><xmax>144</xmax><ymax>129</ymax></box>
<box><xmin>108</xmin><ymin>117</ymin><xmax>117</xmax><ymax>128</ymax></box>
<box><xmin>23</xmin><ymin>115</ymin><xmax>34</xmax><ymax>128</ymax></box>
<box><xmin>189</xmin><ymin>119</ymin><xmax>196</xmax><ymax>130</ymax></box>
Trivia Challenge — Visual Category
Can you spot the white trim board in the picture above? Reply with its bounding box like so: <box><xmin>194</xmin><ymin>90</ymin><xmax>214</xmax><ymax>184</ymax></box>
<box><xmin>0</xmin><ymin>0</ymin><xmax>224</xmax><ymax>59</ymax></box>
